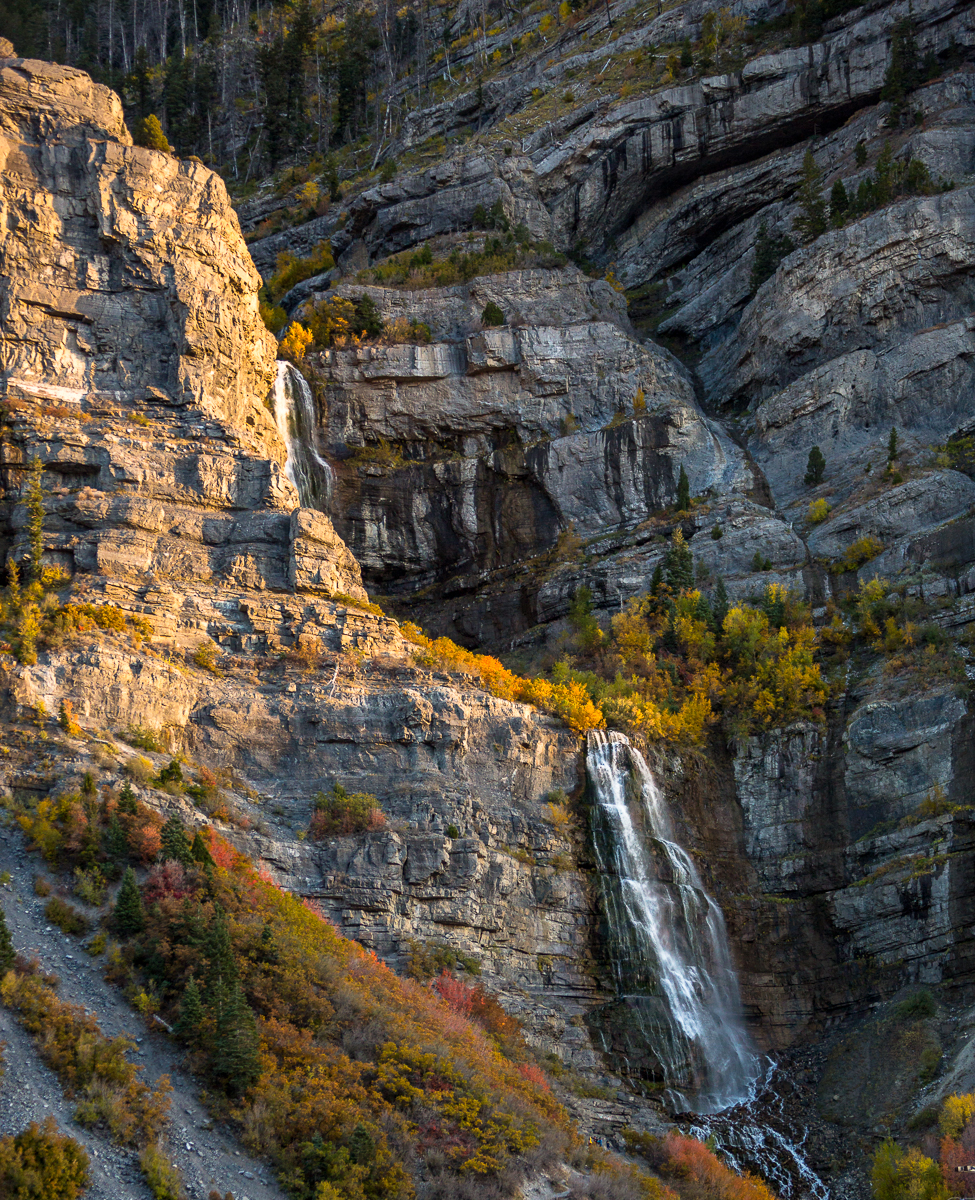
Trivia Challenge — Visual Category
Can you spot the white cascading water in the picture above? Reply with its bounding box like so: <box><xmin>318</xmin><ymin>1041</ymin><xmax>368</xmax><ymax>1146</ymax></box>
<box><xmin>586</xmin><ymin>729</ymin><xmax>760</xmax><ymax>1113</ymax></box>
<box><xmin>272</xmin><ymin>361</ymin><xmax>335</xmax><ymax>510</ymax></box>
<box><xmin>587</xmin><ymin>729</ymin><xmax>831</xmax><ymax>1197</ymax></box>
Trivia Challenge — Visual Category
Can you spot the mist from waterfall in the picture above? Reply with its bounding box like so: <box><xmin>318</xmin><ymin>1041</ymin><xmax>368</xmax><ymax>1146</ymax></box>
<box><xmin>586</xmin><ymin>729</ymin><xmax>761</xmax><ymax>1114</ymax></box>
<box><xmin>272</xmin><ymin>361</ymin><xmax>334</xmax><ymax>510</ymax></box>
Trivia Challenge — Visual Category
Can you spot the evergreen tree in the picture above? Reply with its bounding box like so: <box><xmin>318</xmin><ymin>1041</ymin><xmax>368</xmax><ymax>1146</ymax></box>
<box><xmin>887</xmin><ymin>426</ymin><xmax>899</xmax><ymax>464</ymax></box>
<box><xmin>881</xmin><ymin>17</ymin><xmax>921</xmax><ymax>126</ymax></box>
<box><xmin>805</xmin><ymin>446</ymin><xmax>826</xmax><ymax>486</ymax></box>
<box><xmin>174</xmin><ymin>973</ymin><xmax>205</xmax><ymax>1045</ymax></box>
<box><xmin>118</xmin><ymin>780</ymin><xmax>138</xmax><ymax>815</ymax></box>
<box><xmin>712</xmin><ymin>577</ymin><xmax>729</xmax><ymax>632</ymax></box>
<box><xmin>104</xmin><ymin>813</ymin><xmax>128</xmax><ymax>864</ymax></box>
<box><xmin>663</xmin><ymin>529</ymin><xmax>694</xmax><ymax>594</ymax></box>
<box><xmin>749</xmin><ymin>222</ymin><xmax>795</xmax><ymax>292</ymax></box>
<box><xmin>675</xmin><ymin>464</ymin><xmax>691</xmax><ymax>513</ymax></box>
<box><xmin>25</xmin><ymin>456</ymin><xmax>44</xmax><ymax>585</ymax></box>
<box><xmin>113</xmin><ymin>868</ymin><xmax>145</xmax><ymax>936</ymax></box>
<box><xmin>793</xmin><ymin>151</ymin><xmax>828</xmax><ymax>243</ymax></box>
<box><xmin>134</xmin><ymin>114</ymin><xmax>172</xmax><ymax>152</ymax></box>
<box><xmin>650</xmin><ymin>563</ymin><xmax>664</xmax><ymax>595</ymax></box>
<box><xmin>160</xmin><ymin>815</ymin><xmax>193</xmax><ymax>867</ymax></box>
<box><xmin>829</xmin><ymin>179</ymin><xmax>849</xmax><ymax>228</ymax></box>
<box><xmin>0</xmin><ymin>904</ymin><xmax>16</xmax><ymax>974</ymax></box>
<box><xmin>212</xmin><ymin>980</ymin><xmax>261</xmax><ymax>1094</ymax></box>
<box><xmin>190</xmin><ymin>831</ymin><xmax>215</xmax><ymax>870</ymax></box>
<box><xmin>204</xmin><ymin>905</ymin><xmax>237</xmax><ymax>994</ymax></box>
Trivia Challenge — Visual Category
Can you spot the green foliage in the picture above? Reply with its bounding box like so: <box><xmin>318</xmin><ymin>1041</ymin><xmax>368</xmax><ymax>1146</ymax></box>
<box><xmin>174</xmin><ymin>974</ymin><xmax>205</xmax><ymax>1045</ymax></box>
<box><xmin>855</xmin><ymin>140</ymin><xmax>868</xmax><ymax>167</ymax></box>
<box><xmin>835</xmin><ymin>535</ymin><xmax>884</xmax><ymax>574</ymax></box>
<box><xmin>887</xmin><ymin>426</ymin><xmax>899</xmax><ymax>464</ymax></box>
<box><xmin>44</xmin><ymin>897</ymin><xmax>89</xmax><ymax>935</ymax></box>
<box><xmin>121</xmin><ymin>726</ymin><xmax>163</xmax><ymax>752</ymax></box>
<box><xmin>804</xmin><ymin>445</ymin><xmax>826</xmax><ymax>486</ymax></box>
<box><xmin>569</xmin><ymin>585</ymin><xmax>603</xmax><ymax>652</ymax></box>
<box><xmin>379</xmin><ymin>158</ymin><xmax>397</xmax><ymax>183</ymax></box>
<box><xmin>0</xmin><ymin>1116</ymin><xmax>91</xmax><ymax>1200</ymax></box>
<box><xmin>481</xmin><ymin>300</ymin><xmax>505</xmax><ymax>326</ymax></box>
<box><xmin>192</xmin><ymin>640</ymin><xmax>222</xmax><ymax>674</ymax></box>
<box><xmin>25</xmin><ymin>456</ymin><xmax>44</xmax><ymax>585</ymax></box>
<box><xmin>881</xmin><ymin>17</ymin><xmax>923</xmax><ymax>126</ymax></box>
<box><xmin>266</xmin><ymin>241</ymin><xmax>336</xmax><ymax>303</ymax></box>
<box><xmin>675</xmin><ymin>464</ymin><xmax>691</xmax><ymax>513</ymax></box>
<box><xmin>0</xmin><ymin>905</ymin><xmax>15</xmax><ymax>974</ymax></box>
<box><xmin>160</xmin><ymin>815</ymin><xmax>193</xmax><ymax>867</ymax></box>
<box><xmin>935</xmin><ymin>435</ymin><xmax>975</xmax><ymax>477</ymax></box>
<box><xmin>750</xmin><ymin>221</ymin><xmax>795</xmax><ymax>291</ymax></box>
<box><xmin>114</xmin><ymin>868</ymin><xmax>145</xmax><ymax>936</ymax></box>
<box><xmin>793</xmin><ymin>151</ymin><xmax>827</xmax><ymax>243</ymax></box>
<box><xmin>1</xmin><ymin>970</ymin><xmax>171</xmax><ymax>1147</ymax></box>
<box><xmin>894</xmin><ymin>990</ymin><xmax>936</xmax><ymax>1021</ymax></box>
<box><xmin>472</xmin><ymin>198</ymin><xmax>509</xmax><ymax>231</ymax></box>
<box><xmin>308</xmin><ymin>784</ymin><xmax>385</xmax><ymax>839</ymax></box>
<box><xmin>134</xmin><ymin>114</ymin><xmax>172</xmax><ymax>152</ymax></box>
<box><xmin>138</xmin><ymin>1142</ymin><xmax>184</xmax><ymax>1200</ymax></box>
<box><xmin>406</xmin><ymin>940</ymin><xmax>482</xmax><ymax>980</ymax></box>
<box><xmin>829</xmin><ymin>179</ymin><xmax>849</xmax><ymax>228</ymax></box>
<box><xmin>212</xmin><ymin>980</ymin><xmax>262</xmax><ymax>1095</ymax></box>
<box><xmin>871</xmin><ymin>1138</ymin><xmax>947</xmax><ymax>1200</ymax></box>
<box><xmin>664</xmin><ymin>529</ymin><xmax>694</xmax><ymax>592</ymax></box>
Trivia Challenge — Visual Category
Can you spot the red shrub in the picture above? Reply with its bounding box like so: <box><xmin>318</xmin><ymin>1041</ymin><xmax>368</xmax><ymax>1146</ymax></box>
<box><xmin>517</xmin><ymin>1063</ymin><xmax>550</xmax><ymax>1091</ymax></box>
<box><xmin>128</xmin><ymin>823</ymin><xmax>161</xmax><ymax>863</ymax></box>
<box><xmin>143</xmin><ymin>861</ymin><xmax>190</xmax><ymax>903</ymax></box>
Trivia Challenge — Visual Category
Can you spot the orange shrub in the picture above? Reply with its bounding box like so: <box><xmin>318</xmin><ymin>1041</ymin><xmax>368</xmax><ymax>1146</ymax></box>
<box><xmin>665</xmin><ymin>1133</ymin><xmax>779</xmax><ymax>1200</ymax></box>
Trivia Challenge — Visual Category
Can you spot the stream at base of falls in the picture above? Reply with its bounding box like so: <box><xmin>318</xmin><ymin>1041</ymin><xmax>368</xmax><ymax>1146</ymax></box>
<box><xmin>585</xmin><ymin>730</ymin><xmax>830</xmax><ymax>1198</ymax></box>
<box><xmin>272</xmin><ymin>361</ymin><xmax>334</xmax><ymax>510</ymax></box>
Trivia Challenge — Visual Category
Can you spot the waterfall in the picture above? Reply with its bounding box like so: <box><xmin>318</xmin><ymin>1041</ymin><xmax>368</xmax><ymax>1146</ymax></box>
<box><xmin>586</xmin><ymin>729</ymin><xmax>761</xmax><ymax>1114</ymax></box>
<box><xmin>272</xmin><ymin>361</ymin><xmax>334</xmax><ymax>510</ymax></box>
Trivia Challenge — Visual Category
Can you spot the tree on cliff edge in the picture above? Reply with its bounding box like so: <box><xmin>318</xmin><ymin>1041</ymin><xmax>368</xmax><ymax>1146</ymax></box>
<box><xmin>134</xmin><ymin>114</ymin><xmax>172</xmax><ymax>153</ymax></box>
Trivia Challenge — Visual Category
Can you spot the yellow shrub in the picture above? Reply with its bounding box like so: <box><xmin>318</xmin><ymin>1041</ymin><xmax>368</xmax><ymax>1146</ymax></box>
<box><xmin>279</xmin><ymin>322</ymin><xmax>313</xmax><ymax>365</ymax></box>
<box><xmin>940</xmin><ymin>1093</ymin><xmax>975</xmax><ymax>1138</ymax></box>
<box><xmin>807</xmin><ymin>498</ymin><xmax>831</xmax><ymax>524</ymax></box>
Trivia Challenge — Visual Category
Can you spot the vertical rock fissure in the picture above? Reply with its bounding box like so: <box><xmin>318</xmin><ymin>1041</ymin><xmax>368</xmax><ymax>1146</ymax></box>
<box><xmin>586</xmin><ymin>728</ymin><xmax>761</xmax><ymax>1113</ymax></box>
<box><xmin>272</xmin><ymin>361</ymin><xmax>334</xmax><ymax>511</ymax></box>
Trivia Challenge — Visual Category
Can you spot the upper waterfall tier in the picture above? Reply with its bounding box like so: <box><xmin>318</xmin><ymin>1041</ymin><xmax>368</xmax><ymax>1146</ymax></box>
<box><xmin>586</xmin><ymin>729</ymin><xmax>761</xmax><ymax>1113</ymax></box>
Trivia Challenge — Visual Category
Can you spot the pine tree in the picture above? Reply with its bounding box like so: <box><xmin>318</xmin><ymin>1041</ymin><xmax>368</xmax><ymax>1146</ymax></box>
<box><xmin>212</xmin><ymin>980</ymin><xmax>261</xmax><ymax>1094</ymax></box>
<box><xmin>650</xmin><ymin>563</ymin><xmax>664</xmax><ymax>595</ymax></box>
<box><xmin>830</xmin><ymin>179</ymin><xmax>849</xmax><ymax>228</ymax></box>
<box><xmin>174</xmin><ymin>973</ymin><xmax>205</xmax><ymax>1045</ymax></box>
<box><xmin>712</xmin><ymin>577</ymin><xmax>729</xmax><ymax>632</ymax></box>
<box><xmin>118</xmin><ymin>780</ymin><xmax>138</xmax><ymax>815</ymax></box>
<box><xmin>881</xmin><ymin>17</ymin><xmax>921</xmax><ymax>126</ymax></box>
<box><xmin>675</xmin><ymin>464</ymin><xmax>691</xmax><ymax>513</ymax></box>
<box><xmin>104</xmin><ymin>813</ymin><xmax>128</xmax><ymax>864</ymax></box>
<box><xmin>887</xmin><ymin>426</ymin><xmax>899</xmax><ymax>464</ymax></box>
<box><xmin>113</xmin><ymin>868</ymin><xmax>145</xmax><ymax>936</ymax></box>
<box><xmin>25</xmin><ymin>456</ymin><xmax>44</xmax><ymax>585</ymax></box>
<box><xmin>160</xmin><ymin>815</ymin><xmax>193</xmax><ymax>867</ymax></box>
<box><xmin>134</xmin><ymin>114</ymin><xmax>172</xmax><ymax>152</ymax></box>
<box><xmin>0</xmin><ymin>904</ymin><xmax>16</xmax><ymax>974</ymax></box>
<box><xmin>204</xmin><ymin>905</ymin><xmax>237</xmax><ymax>993</ymax></box>
<box><xmin>190</xmin><ymin>831</ymin><xmax>215</xmax><ymax>870</ymax></box>
<box><xmin>749</xmin><ymin>222</ymin><xmax>795</xmax><ymax>292</ymax></box>
<box><xmin>663</xmin><ymin>529</ymin><xmax>694</xmax><ymax>594</ymax></box>
<box><xmin>805</xmin><ymin>446</ymin><xmax>826</xmax><ymax>486</ymax></box>
<box><xmin>793</xmin><ymin>151</ymin><xmax>828</xmax><ymax>243</ymax></box>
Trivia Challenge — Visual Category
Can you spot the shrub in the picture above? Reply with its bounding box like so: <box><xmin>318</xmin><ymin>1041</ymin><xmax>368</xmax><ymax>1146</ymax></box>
<box><xmin>122</xmin><ymin>726</ymin><xmax>163</xmax><ymax>752</ymax></box>
<box><xmin>279</xmin><ymin>322</ymin><xmax>313</xmax><ymax>364</ymax></box>
<box><xmin>940</xmin><ymin>1093</ymin><xmax>975</xmax><ymax>1139</ymax></box>
<box><xmin>44</xmin><ymin>897</ymin><xmax>89</xmax><ymax>935</ymax></box>
<box><xmin>73</xmin><ymin>865</ymin><xmax>107</xmax><ymax>906</ymax></box>
<box><xmin>808</xmin><ymin>498</ymin><xmax>831</xmax><ymax>524</ymax></box>
<box><xmin>835</xmin><ymin>535</ymin><xmax>884</xmax><ymax>573</ymax></box>
<box><xmin>481</xmin><ymin>300</ymin><xmax>505</xmax><ymax>326</ymax></box>
<box><xmin>406</xmin><ymin>940</ymin><xmax>481</xmax><ymax>980</ymax></box>
<box><xmin>58</xmin><ymin>698</ymin><xmax>80</xmax><ymax>737</ymax></box>
<box><xmin>139</xmin><ymin>1142</ymin><xmax>184</xmax><ymax>1200</ymax></box>
<box><xmin>872</xmin><ymin>1138</ymin><xmax>945</xmax><ymax>1200</ymax></box>
<box><xmin>308</xmin><ymin>784</ymin><xmax>386</xmax><ymax>839</ymax></box>
<box><xmin>267</xmin><ymin>241</ymin><xmax>335</xmax><ymax>302</ymax></box>
<box><xmin>0</xmin><ymin>970</ymin><xmax>171</xmax><ymax>1146</ymax></box>
<box><xmin>134</xmin><ymin>114</ymin><xmax>172</xmax><ymax>153</ymax></box>
<box><xmin>192</xmin><ymin>640</ymin><xmax>222</xmax><ymax>674</ymax></box>
<box><xmin>894</xmin><ymin>990</ymin><xmax>937</xmax><ymax>1021</ymax></box>
<box><xmin>0</xmin><ymin>1116</ymin><xmax>91</xmax><ymax>1199</ymax></box>
<box><xmin>33</xmin><ymin>876</ymin><xmax>51</xmax><ymax>897</ymax></box>
<box><xmin>805</xmin><ymin>445</ymin><xmax>826</xmax><ymax>485</ymax></box>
